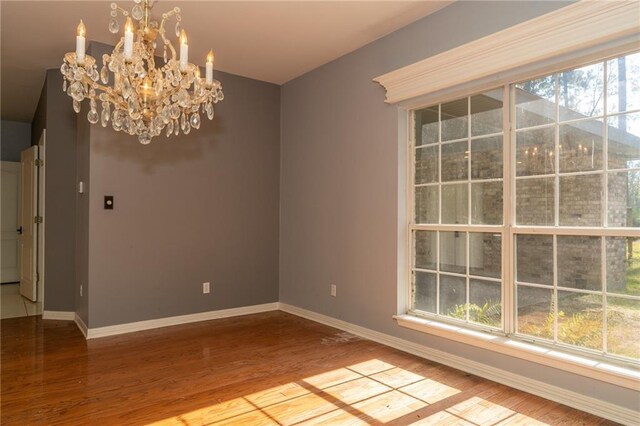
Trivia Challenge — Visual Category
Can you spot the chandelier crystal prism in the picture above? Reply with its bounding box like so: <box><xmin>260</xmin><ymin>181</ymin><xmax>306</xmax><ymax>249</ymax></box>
<box><xmin>61</xmin><ymin>0</ymin><xmax>224</xmax><ymax>145</ymax></box>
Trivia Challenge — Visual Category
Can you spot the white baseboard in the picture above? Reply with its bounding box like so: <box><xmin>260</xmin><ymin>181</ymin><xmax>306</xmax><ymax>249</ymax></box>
<box><xmin>74</xmin><ymin>313</ymin><xmax>88</xmax><ymax>339</ymax></box>
<box><xmin>279</xmin><ymin>303</ymin><xmax>639</xmax><ymax>426</ymax></box>
<box><xmin>42</xmin><ymin>311</ymin><xmax>75</xmax><ymax>320</ymax></box>
<box><xmin>84</xmin><ymin>302</ymin><xmax>280</xmax><ymax>339</ymax></box>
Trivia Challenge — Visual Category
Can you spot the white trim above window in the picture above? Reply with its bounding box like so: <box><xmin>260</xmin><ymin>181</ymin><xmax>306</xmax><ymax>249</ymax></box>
<box><xmin>373</xmin><ymin>1</ymin><xmax>640</xmax><ymax>105</ymax></box>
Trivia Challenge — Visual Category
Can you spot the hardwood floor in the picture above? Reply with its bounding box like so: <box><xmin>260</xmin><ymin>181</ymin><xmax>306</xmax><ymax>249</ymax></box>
<box><xmin>1</xmin><ymin>311</ymin><xmax>616</xmax><ymax>425</ymax></box>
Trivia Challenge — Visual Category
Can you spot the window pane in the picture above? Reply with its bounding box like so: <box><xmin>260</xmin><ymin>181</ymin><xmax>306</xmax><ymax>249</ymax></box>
<box><xmin>516</xmin><ymin>127</ymin><xmax>555</xmax><ymax>176</ymax></box>
<box><xmin>441</xmin><ymin>98</ymin><xmax>468</xmax><ymax>141</ymax></box>
<box><xmin>441</xmin><ymin>142</ymin><xmax>468</xmax><ymax>182</ymax></box>
<box><xmin>557</xmin><ymin>291</ymin><xmax>602</xmax><ymax>351</ymax></box>
<box><xmin>469</xmin><ymin>233</ymin><xmax>501</xmax><ymax>279</ymax></box>
<box><xmin>442</xmin><ymin>183</ymin><xmax>468</xmax><ymax>225</ymax></box>
<box><xmin>559</xmin><ymin>120</ymin><xmax>603</xmax><ymax>173</ymax></box>
<box><xmin>440</xmin><ymin>275</ymin><xmax>466</xmax><ymax>318</ymax></box>
<box><xmin>608</xmin><ymin>171</ymin><xmax>640</xmax><ymax>228</ymax></box>
<box><xmin>606</xmin><ymin>237</ymin><xmax>639</xmax><ymax>296</ymax></box>
<box><xmin>471</xmin><ymin>89</ymin><xmax>502</xmax><ymax>136</ymax></box>
<box><xmin>440</xmin><ymin>231</ymin><xmax>466</xmax><ymax>274</ymax></box>
<box><xmin>517</xmin><ymin>285</ymin><xmax>553</xmax><ymax>339</ymax></box>
<box><xmin>413</xmin><ymin>271</ymin><xmax>436</xmax><ymax>314</ymax></box>
<box><xmin>515</xmin><ymin>75</ymin><xmax>556</xmax><ymax>129</ymax></box>
<box><xmin>558</xmin><ymin>62</ymin><xmax>604</xmax><ymax>121</ymax></box>
<box><xmin>559</xmin><ymin>174</ymin><xmax>602</xmax><ymax>227</ymax></box>
<box><xmin>471</xmin><ymin>181</ymin><xmax>503</xmax><ymax>225</ymax></box>
<box><xmin>516</xmin><ymin>235</ymin><xmax>553</xmax><ymax>286</ymax></box>
<box><xmin>469</xmin><ymin>279</ymin><xmax>501</xmax><ymax>328</ymax></box>
<box><xmin>414</xmin><ymin>231</ymin><xmax>437</xmax><ymax>270</ymax></box>
<box><xmin>415</xmin><ymin>186</ymin><xmax>438</xmax><ymax>224</ymax></box>
<box><xmin>607</xmin><ymin>52</ymin><xmax>640</xmax><ymax>114</ymax></box>
<box><xmin>415</xmin><ymin>107</ymin><xmax>439</xmax><ymax>146</ymax></box>
<box><xmin>608</xmin><ymin>112</ymin><xmax>640</xmax><ymax>170</ymax></box>
<box><xmin>516</xmin><ymin>177</ymin><xmax>554</xmax><ymax>226</ymax></box>
<box><xmin>415</xmin><ymin>146</ymin><xmax>439</xmax><ymax>184</ymax></box>
<box><xmin>607</xmin><ymin>296</ymin><xmax>640</xmax><ymax>359</ymax></box>
<box><xmin>557</xmin><ymin>236</ymin><xmax>602</xmax><ymax>291</ymax></box>
<box><xmin>471</xmin><ymin>136</ymin><xmax>502</xmax><ymax>180</ymax></box>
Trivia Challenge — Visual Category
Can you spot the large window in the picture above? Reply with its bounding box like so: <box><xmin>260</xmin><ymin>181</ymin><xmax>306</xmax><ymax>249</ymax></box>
<box><xmin>410</xmin><ymin>52</ymin><xmax>640</xmax><ymax>363</ymax></box>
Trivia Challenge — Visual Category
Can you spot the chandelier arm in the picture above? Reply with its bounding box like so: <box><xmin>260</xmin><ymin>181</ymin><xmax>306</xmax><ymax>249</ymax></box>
<box><xmin>156</xmin><ymin>81</ymin><xmax>186</xmax><ymax>103</ymax></box>
<box><xmin>82</xmin><ymin>77</ymin><xmax>128</xmax><ymax>111</ymax></box>
<box><xmin>111</xmin><ymin>39</ymin><xmax>125</xmax><ymax>57</ymax></box>
<box><xmin>158</xmin><ymin>31</ymin><xmax>178</xmax><ymax>62</ymax></box>
<box><xmin>158</xmin><ymin>8</ymin><xmax>180</xmax><ymax>62</ymax></box>
<box><xmin>191</xmin><ymin>91</ymin><xmax>215</xmax><ymax>105</ymax></box>
<box><xmin>158</xmin><ymin>9</ymin><xmax>180</xmax><ymax>35</ymax></box>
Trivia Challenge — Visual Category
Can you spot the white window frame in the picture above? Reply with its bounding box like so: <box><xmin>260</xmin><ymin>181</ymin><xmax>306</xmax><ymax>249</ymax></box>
<box><xmin>374</xmin><ymin>1</ymin><xmax>640</xmax><ymax>390</ymax></box>
<box><xmin>401</xmin><ymin>57</ymin><xmax>640</xmax><ymax>391</ymax></box>
<box><xmin>408</xmin><ymin>53</ymin><xmax>640</xmax><ymax>337</ymax></box>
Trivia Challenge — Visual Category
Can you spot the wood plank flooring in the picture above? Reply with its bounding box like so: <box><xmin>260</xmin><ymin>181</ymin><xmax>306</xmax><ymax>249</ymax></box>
<box><xmin>1</xmin><ymin>311</ymin><xmax>617</xmax><ymax>425</ymax></box>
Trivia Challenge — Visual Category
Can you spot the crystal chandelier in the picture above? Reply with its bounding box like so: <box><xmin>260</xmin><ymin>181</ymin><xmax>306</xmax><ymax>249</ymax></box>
<box><xmin>60</xmin><ymin>0</ymin><xmax>224</xmax><ymax>145</ymax></box>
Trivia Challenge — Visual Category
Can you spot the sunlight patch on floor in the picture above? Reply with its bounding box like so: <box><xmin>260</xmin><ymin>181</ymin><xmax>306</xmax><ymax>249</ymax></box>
<box><xmin>447</xmin><ymin>396</ymin><xmax>514</xmax><ymax>424</ymax></box>
<box><xmin>149</xmin><ymin>359</ymin><xmax>558</xmax><ymax>426</ymax></box>
<box><xmin>303</xmin><ymin>367</ymin><xmax>362</xmax><ymax>390</ymax></box>
<box><xmin>400</xmin><ymin>378</ymin><xmax>461</xmax><ymax>404</ymax></box>
<box><xmin>408</xmin><ymin>397</ymin><xmax>549</xmax><ymax>426</ymax></box>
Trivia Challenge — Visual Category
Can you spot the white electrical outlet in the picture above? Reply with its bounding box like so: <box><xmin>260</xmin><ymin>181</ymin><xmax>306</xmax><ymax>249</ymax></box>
<box><xmin>330</xmin><ymin>284</ymin><xmax>337</xmax><ymax>297</ymax></box>
<box><xmin>80</xmin><ymin>285</ymin><xmax>83</xmax><ymax>297</ymax></box>
<box><xmin>203</xmin><ymin>282</ymin><xmax>210</xmax><ymax>294</ymax></box>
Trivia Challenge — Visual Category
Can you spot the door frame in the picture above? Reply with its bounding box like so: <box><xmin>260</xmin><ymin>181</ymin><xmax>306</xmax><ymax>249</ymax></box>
<box><xmin>37</xmin><ymin>130</ymin><xmax>46</xmax><ymax>305</ymax></box>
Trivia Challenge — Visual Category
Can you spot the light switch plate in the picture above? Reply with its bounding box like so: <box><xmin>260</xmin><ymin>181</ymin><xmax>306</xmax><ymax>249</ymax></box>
<box><xmin>104</xmin><ymin>196</ymin><xmax>114</xmax><ymax>210</ymax></box>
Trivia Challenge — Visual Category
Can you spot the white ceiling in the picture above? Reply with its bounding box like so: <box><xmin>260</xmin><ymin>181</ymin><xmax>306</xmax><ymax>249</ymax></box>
<box><xmin>0</xmin><ymin>1</ymin><xmax>452</xmax><ymax>123</ymax></box>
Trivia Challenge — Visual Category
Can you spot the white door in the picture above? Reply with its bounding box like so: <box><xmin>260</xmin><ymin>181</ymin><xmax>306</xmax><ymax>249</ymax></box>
<box><xmin>19</xmin><ymin>146</ymin><xmax>38</xmax><ymax>302</ymax></box>
<box><xmin>1</xmin><ymin>161</ymin><xmax>21</xmax><ymax>283</ymax></box>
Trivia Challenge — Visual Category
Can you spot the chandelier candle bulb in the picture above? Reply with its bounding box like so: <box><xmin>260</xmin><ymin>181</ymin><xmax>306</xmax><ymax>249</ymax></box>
<box><xmin>179</xmin><ymin>30</ymin><xmax>188</xmax><ymax>71</ymax></box>
<box><xmin>124</xmin><ymin>17</ymin><xmax>134</xmax><ymax>59</ymax></box>
<box><xmin>76</xmin><ymin>20</ymin><xmax>86</xmax><ymax>64</ymax></box>
<box><xmin>206</xmin><ymin>50</ymin><xmax>214</xmax><ymax>84</ymax></box>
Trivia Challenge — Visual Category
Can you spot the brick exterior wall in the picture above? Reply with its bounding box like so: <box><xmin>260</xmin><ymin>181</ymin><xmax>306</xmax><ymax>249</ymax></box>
<box><xmin>413</xmin><ymin>109</ymin><xmax>633</xmax><ymax>309</ymax></box>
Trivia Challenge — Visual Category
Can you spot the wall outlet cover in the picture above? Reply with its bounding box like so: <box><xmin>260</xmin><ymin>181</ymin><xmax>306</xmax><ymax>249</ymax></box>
<box><xmin>203</xmin><ymin>282</ymin><xmax>210</xmax><ymax>294</ymax></box>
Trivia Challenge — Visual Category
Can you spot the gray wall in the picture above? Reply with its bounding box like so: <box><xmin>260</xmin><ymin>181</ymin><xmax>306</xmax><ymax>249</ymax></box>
<box><xmin>31</xmin><ymin>81</ymin><xmax>46</xmax><ymax>147</ymax></box>
<box><xmin>80</xmin><ymin>43</ymin><xmax>280</xmax><ymax>328</ymax></box>
<box><xmin>46</xmin><ymin>70</ymin><xmax>78</xmax><ymax>312</ymax></box>
<box><xmin>280</xmin><ymin>0</ymin><xmax>638</xmax><ymax>411</ymax></box>
<box><xmin>28</xmin><ymin>70</ymin><xmax>77</xmax><ymax>312</ymax></box>
<box><xmin>1</xmin><ymin>120</ymin><xmax>31</xmax><ymax>161</ymax></box>
<box><xmin>75</xmin><ymin>96</ymin><xmax>91</xmax><ymax>325</ymax></box>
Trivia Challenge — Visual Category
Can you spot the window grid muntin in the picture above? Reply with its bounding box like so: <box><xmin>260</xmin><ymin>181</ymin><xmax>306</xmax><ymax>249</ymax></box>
<box><xmin>511</xmin><ymin>55</ymin><xmax>640</xmax><ymax>361</ymax></box>
<box><xmin>411</xmin><ymin>88</ymin><xmax>505</xmax><ymax>330</ymax></box>
<box><xmin>410</xmin><ymin>51</ymin><xmax>640</xmax><ymax>364</ymax></box>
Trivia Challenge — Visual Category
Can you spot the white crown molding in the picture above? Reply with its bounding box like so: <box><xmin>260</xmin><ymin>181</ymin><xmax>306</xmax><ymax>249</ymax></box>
<box><xmin>83</xmin><ymin>302</ymin><xmax>279</xmax><ymax>339</ymax></box>
<box><xmin>42</xmin><ymin>311</ymin><xmax>76</xmax><ymax>321</ymax></box>
<box><xmin>279</xmin><ymin>303</ymin><xmax>639</xmax><ymax>425</ymax></box>
<box><xmin>374</xmin><ymin>1</ymin><xmax>640</xmax><ymax>105</ymax></box>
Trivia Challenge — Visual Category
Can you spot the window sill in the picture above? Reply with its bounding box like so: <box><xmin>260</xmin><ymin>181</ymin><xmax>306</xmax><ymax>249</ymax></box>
<box><xmin>394</xmin><ymin>314</ymin><xmax>640</xmax><ymax>391</ymax></box>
